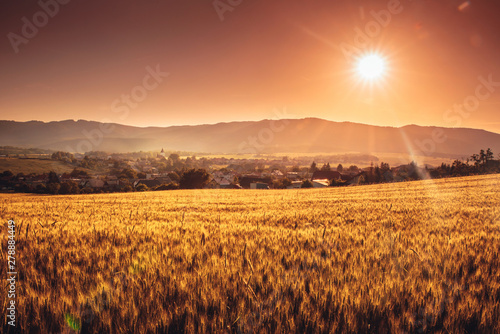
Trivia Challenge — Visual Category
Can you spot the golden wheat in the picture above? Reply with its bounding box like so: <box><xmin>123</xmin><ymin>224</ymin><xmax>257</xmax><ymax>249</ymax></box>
<box><xmin>1</xmin><ymin>174</ymin><xmax>499</xmax><ymax>333</ymax></box>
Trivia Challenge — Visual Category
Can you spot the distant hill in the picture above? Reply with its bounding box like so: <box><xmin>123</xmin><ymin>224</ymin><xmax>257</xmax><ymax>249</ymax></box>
<box><xmin>0</xmin><ymin>118</ymin><xmax>499</xmax><ymax>157</ymax></box>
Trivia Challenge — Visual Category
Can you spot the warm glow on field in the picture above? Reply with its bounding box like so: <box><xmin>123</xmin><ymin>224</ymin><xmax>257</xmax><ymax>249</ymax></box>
<box><xmin>357</xmin><ymin>54</ymin><xmax>385</xmax><ymax>80</ymax></box>
<box><xmin>2</xmin><ymin>174</ymin><xmax>500</xmax><ymax>332</ymax></box>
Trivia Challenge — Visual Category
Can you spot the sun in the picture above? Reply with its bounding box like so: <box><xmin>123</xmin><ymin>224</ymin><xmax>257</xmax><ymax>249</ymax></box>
<box><xmin>357</xmin><ymin>54</ymin><xmax>385</xmax><ymax>80</ymax></box>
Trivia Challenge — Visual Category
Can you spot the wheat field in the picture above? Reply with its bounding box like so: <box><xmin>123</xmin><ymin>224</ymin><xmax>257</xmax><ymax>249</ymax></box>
<box><xmin>1</xmin><ymin>174</ymin><xmax>500</xmax><ymax>333</ymax></box>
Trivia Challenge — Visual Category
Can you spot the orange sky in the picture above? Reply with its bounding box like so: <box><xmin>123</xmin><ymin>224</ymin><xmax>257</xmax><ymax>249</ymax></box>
<box><xmin>1</xmin><ymin>0</ymin><xmax>500</xmax><ymax>133</ymax></box>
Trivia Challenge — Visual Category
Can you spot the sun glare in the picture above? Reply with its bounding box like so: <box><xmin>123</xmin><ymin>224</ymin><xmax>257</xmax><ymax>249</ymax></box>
<box><xmin>357</xmin><ymin>54</ymin><xmax>385</xmax><ymax>80</ymax></box>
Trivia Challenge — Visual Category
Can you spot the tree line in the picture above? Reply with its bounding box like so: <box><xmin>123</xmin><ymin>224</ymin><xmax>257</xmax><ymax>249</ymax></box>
<box><xmin>0</xmin><ymin>169</ymin><xmax>211</xmax><ymax>195</ymax></box>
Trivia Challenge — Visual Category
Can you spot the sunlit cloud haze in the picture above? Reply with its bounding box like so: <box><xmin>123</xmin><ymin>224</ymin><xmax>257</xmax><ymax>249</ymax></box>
<box><xmin>1</xmin><ymin>0</ymin><xmax>500</xmax><ymax>132</ymax></box>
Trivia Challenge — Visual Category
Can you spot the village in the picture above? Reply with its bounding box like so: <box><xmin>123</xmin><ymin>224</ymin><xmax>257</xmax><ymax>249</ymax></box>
<box><xmin>0</xmin><ymin>147</ymin><xmax>498</xmax><ymax>194</ymax></box>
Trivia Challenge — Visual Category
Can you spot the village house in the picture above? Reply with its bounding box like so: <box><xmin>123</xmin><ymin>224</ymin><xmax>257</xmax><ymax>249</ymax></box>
<box><xmin>81</xmin><ymin>179</ymin><xmax>105</xmax><ymax>188</ymax></box>
<box><xmin>344</xmin><ymin>172</ymin><xmax>367</xmax><ymax>186</ymax></box>
<box><xmin>154</xmin><ymin>175</ymin><xmax>173</xmax><ymax>184</ymax></box>
<box><xmin>287</xmin><ymin>181</ymin><xmax>302</xmax><ymax>189</ymax></box>
<box><xmin>250</xmin><ymin>182</ymin><xmax>269</xmax><ymax>189</ymax></box>
<box><xmin>312</xmin><ymin>179</ymin><xmax>330</xmax><ymax>188</ymax></box>
<box><xmin>206</xmin><ymin>171</ymin><xmax>239</xmax><ymax>189</ymax></box>
<box><xmin>239</xmin><ymin>175</ymin><xmax>272</xmax><ymax>189</ymax></box>
<box><xmin>311</xmin><ymin>170</ymin><xmax>341</xmax><ymax>182</ymax></box>
<box><xmin>271</xmin><ymin>170</ymin><xmax>284</xmax><ymax>179</ymax></box>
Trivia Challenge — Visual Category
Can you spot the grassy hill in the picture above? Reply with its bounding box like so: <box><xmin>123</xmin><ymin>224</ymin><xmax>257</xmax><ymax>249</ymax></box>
<box><xmin>0</xmin><ymin>158</ymin><xmax>75</xmax><ymax>174</ymax></box>
<box><xmin>1</xmin><ymin>174</ymin><xmax>499</xmax><ymax>333</ymax></box>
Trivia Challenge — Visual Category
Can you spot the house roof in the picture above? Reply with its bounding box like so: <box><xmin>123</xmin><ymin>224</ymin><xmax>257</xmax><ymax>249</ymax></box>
<box><xmin>340</xmin><ymin>174</ymin><xmax>353</xmax><ymax>181</ymax></box>
<box><xmin>154</xmin><ymin>176</ymin><xmax>173</xmax><ymax>183</ymax></box>
<box><xmin>311</xmin><ymin>171</ymin><xmax>341</xmax><ymax>180</ymax></box>
<box><xmin>312</xmin><ymin>179</ymin><xmax>330</xmax><ymax>187</ymax></box>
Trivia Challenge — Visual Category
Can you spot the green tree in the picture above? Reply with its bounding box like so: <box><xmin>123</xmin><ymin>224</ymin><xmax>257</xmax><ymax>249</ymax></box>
<box><xmin>1</xmin><ymin>170</ymin><xmax>14</xmax><ymax>178</ymax></box>
<box><xmin>480</xmin><ymin>149</ymin><xmax>486</xmax><ymax>166</ymax></box>
<box><xmin>380</xmin><ymin>162</ymin><xmax>390</xmax><ymax>173</ymax></box>
<box><xmin>321</xmin><ymin>163</ymin><xmax>331</xmax><ymax>171</ymax></box>
<box><xmin>155</xmin><ymin>183</ymin><xmax>179</xmax><ymax>191</ymax></box>
<box><xmin>374</xmin><ymin>166</ymin><xmax>381</xmax><ymax>183</ymax></box>
<box><xmin>486</xmin><ymin>148</ymin><xmax>494</xmax><ymax>162</ymax></box>
<box><xmin>70</xmin><ymin>168</ymin><xmax>89</xmax><ymax>178</ymax></box>
<box><xmin>136</xmin><ymin>184</ymin><xmax>149</xmax><ymax>192</ymax></box>
<box><xmin>179</xmin><ymin>169</ymin><xmax>210</xmax><ymax>189</ymax></box>
<box><xmin>59</xmin><ymin>181</ymin><xmax>80</xmax><ymax>194</ymax></box>
<box><xmin>168</xmin><ymin>153</ymin><xmax>180</xmax><ymax>163</ymax></box>
<box><xmin>273</xmin><ymin>178</ymin><xmax>292</xmax><ymax>189</ymax></box>
<box><xmin>451</xmin><ymin>160</ymin><xmax>467</xmax><ymax>176</ymax></box>
<box><xmin>185</xmin><ymin>157</ymin><xmax>194</xmax><ymax>169</ymax></box>
<box><xmin>168</xmin><ymin>172</ymin><xmax>180</xmax><ymax>183</ymax></box>
<box><xmin>48</xmin><ymin>171</ymin><xmax>60</xmax><ymax>184</ymax></box>
<box><xmin>79</xmin><ymin>156</ymin><xmax>98</xmax><ymax>169</ymax></box>
<box><xmin>309</xmin><ymin>162</ymin><xmax>317</xmax><ymax>173</ymax></box>
<box><xmin>337</xmin><ymin>164</ymin><xmax>343</xmax><ymax>173</ymax></box>
<box><xmin>330</xmin><ymin>178</ymin><xmax>347</xmax><ymax>187</ymax></box>
<box><xmin>51</xmin><ymin>151</ymin><xmax>74</xmax><ymax>162</ymax></box>
<box><xmin>46</xmin><ymin>182</ymin><xmax>61</xmax><ymax>195</ymax></box>
<box><xmin>122</xmin><ymin>185</ymin><xmax>134</xmax><ymax>192</ymax></box>
<box><xmin>301</xmin><ymin>180</ymin><xmax>314</xmax><ymax>188</ymax></box>
<box><xmin>14</xmin><ymin>182</ymin><xmax>32</xmax><ymax>193</ymax></box>
<box><xmin>119</xmin><ymin>168</ymin><xmax>138</xmax><ymax>179</ymax></box>
<box><xmin>35</xmin><ymin>183</ymin><xmax>47</xmax><ymax>194</ymax></box>
<box><xmin>471</xmin><ymin>153</ymin><xmax>481</xmax><ymax>169</ymax></box>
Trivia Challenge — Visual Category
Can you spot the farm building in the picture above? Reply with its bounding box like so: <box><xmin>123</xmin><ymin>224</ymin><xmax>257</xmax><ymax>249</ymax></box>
<box><xmin>250</xmin><ymin>182</ymin><xmax>269</xmax><ymax>189</ymax></box>
<box><xmin>311</xmin><ymin>170</ymin><xmax>341</xmax><ymax>181</ymax></box>
<box><xmin>312</xmin><ymin>179</ymin><xmax>330</xmax><ymax>188</ymax></box>
<box><xmin>287</xmin><ymin>181</ymin><xmax>302</xmax><ymax>189</ymax></box>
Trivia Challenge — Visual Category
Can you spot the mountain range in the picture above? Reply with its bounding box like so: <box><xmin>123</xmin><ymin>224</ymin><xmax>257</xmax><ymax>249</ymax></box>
<box><xmin>1</xmin><ymin>118</ymin><xmax>499</xmax><ymax>158</ymax></box>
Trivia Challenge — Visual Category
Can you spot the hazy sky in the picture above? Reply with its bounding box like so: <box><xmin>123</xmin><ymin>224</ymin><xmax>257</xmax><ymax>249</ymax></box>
<box><xmin>1</xmin><ymin>0</ymin><xmax>500</xmax><ymax>132</ymax></box>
